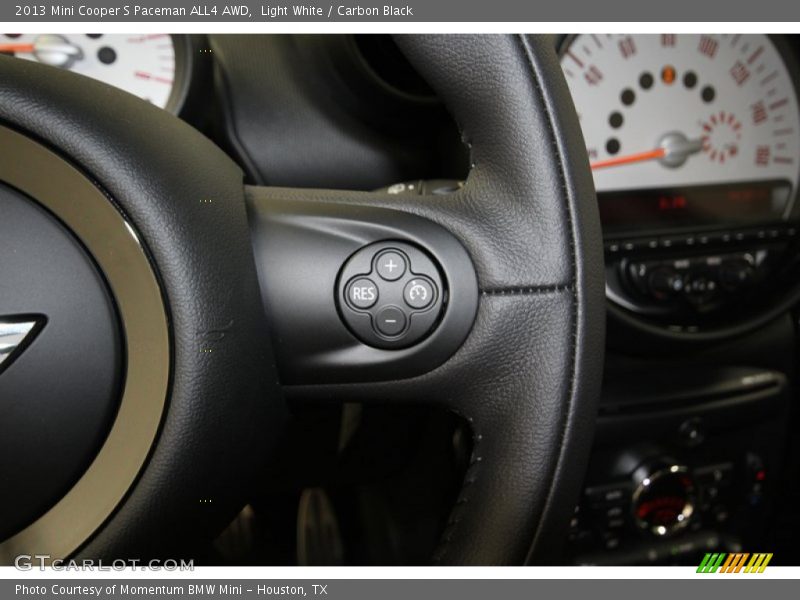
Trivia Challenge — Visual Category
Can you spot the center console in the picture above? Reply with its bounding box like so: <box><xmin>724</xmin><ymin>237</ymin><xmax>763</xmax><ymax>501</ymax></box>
<box><xmin>605</xmin><ymin>223</ymin><xmax>798</xmax><ymax>325</ymax></box>
<box><xmin>601</xmin><ymin>180</ymin><xmax>800</xmax><ymax>330</ymax></box>
<box><xmin>571</xmin><ymin>172</ymin><xmax>800</xmax><ymax>565</ymax></box>
<box><xmin>567</xmin><ymin>361</ymin><xmax>790</xmax><ymax>565</ymax></box>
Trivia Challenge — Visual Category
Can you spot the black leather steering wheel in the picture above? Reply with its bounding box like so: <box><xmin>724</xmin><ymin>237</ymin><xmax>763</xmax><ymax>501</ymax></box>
<box><xmin>0</xmin><ymin>34</ymin><xmax>604</xmax><ymax>565</ymax></box>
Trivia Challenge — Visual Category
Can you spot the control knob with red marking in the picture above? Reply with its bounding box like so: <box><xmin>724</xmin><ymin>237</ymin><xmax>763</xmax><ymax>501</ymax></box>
<box><xmin>631</xmin><ymin>459</ymin><xmax>696</xmax><ymax>536</ymax></box>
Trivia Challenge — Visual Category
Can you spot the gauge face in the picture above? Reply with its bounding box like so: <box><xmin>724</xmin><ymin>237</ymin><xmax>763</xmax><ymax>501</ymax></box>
<box><xmin>561</xmin><ymin>34</ymin><xmax>800</xmax><ymax>232</ymax></box>
<box><xmin>2</xmin><ymin>33</ymin><xmax>184</xmax><ymax>113</ymax></box>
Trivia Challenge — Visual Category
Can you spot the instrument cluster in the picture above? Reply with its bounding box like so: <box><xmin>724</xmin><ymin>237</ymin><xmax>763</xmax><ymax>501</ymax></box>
<box><xmin>560</xmin><ymin>35</ymin><xmax>800</xmax><ymax>332</ymax></box>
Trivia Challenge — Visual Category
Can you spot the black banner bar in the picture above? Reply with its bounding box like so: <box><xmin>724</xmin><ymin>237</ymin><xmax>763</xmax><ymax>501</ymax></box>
<box><xmin>3</xmin><ymin>0</ymin><xmax>800</xmax><ymax>22</ymax></box>
<box><xmin>3</xmin><ymin>579</ymin><xmax>798</xmax><ymax>600</ymax></box>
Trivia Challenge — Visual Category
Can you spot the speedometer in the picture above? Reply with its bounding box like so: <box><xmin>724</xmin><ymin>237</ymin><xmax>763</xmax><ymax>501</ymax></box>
<box><xmin>561</xmin><ymin>34</ymin><xmax>800</xmax><ymax>234</ymax></box>
<box><xmin>0</xmin><ymin>34</ymin><xmax>190</xmax><ymax>114</ymax></box>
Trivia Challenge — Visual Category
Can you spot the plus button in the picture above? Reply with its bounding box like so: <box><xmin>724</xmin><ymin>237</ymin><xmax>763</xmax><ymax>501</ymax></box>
<box><xmin>376</xmin><ymin>250</ymin><xmax>406</xmax><ymax>281</ymax></box>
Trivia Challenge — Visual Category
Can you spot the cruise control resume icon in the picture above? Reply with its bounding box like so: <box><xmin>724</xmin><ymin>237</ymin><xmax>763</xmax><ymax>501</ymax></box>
<box><xmin>348</xmin><ymin>278</ymin><xmax>379</xmax><ymax>309</ymax></box>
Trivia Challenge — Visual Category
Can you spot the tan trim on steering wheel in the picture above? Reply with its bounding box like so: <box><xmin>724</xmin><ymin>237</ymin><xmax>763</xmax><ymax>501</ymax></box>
<box><xmin>0</xmin><ymin>124</ymin><xmax>170</xmax><ymax>564</ymax></box>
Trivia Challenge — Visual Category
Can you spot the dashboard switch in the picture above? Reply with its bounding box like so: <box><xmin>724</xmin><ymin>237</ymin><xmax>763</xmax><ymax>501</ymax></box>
<box><xmin>648</xmin><ymin>266</ymin><xmax>683</xmax><ymax>301</ymax></box>
<box><xmin>719</xmin><ymin>260</ymin><xmax>755</xmax><ymax>291</ymax></box>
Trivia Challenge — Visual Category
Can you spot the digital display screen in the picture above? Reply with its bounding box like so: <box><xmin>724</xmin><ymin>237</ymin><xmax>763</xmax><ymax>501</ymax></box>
<box><xmin>598</xmin><ymin>180</ymin><xmax>793</xmax><ymax>235</ymax></box>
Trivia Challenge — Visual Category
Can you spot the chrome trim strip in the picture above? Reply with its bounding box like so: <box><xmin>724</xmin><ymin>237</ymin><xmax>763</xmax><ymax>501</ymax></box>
<box><xmin>0</xmin><ymin>125</ymin><xmax>170</xmax><ymax>563</ymax></box>
<box><xmin>0</xmin><ymin>318</ymin><xmax>39</xmax><ymax>370</ymax></box>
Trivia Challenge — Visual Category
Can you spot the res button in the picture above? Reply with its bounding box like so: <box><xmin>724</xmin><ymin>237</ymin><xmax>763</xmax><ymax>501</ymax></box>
<box><xmin>347</xmin><ymin>278</ymin><xmax>378</xmax><ymax>309</ymax></box>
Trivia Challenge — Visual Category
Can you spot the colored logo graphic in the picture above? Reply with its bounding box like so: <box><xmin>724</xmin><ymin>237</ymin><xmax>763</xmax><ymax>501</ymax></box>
<box><xmin>697</xmin><ymin>553</ymin><xmax>773</xmax><ymax>573</ymax></box>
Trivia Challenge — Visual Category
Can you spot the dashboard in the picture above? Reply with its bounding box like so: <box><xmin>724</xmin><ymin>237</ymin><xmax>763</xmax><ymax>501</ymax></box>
<box><xmin>556</xmin><ymin>35</ymin><xmax>799</xmax><ymax>566</ymax></box>
<box><xmin>3</xmin><ymin>33</ymin><xmax>799</xmax><ymax>566</ymax></box>
<box><xmin>560</xmin><ymin>34</ymin><xmax>800</xmax><ymax>334</ymax></box>
<box><xmin>5</xmin><ymin>33</ymin><xmax>799</xmax><ymax>335</ymax></box>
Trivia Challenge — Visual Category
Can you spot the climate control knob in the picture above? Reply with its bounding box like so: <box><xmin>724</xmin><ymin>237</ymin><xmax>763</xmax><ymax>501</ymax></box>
<box><xmin>647</xmin><ymin>266</ymin><xmax>683</xmax><ymax>301</ymax></box>
<box><xmin>631</xmin><ymin>459</ymin><xmax>695</xmax><ymax>536</ymax></box>
<box><xmin>719</xmin><ymin>259</ymin><xmax>755</xmax><ymax>291</ymax></box>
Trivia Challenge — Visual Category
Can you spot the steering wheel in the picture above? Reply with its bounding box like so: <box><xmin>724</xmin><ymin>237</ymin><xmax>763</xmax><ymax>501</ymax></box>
<box><xmin>0</xmin><ymin>35</ymin><xmax>604</xmax><ymax>565</ymax></box>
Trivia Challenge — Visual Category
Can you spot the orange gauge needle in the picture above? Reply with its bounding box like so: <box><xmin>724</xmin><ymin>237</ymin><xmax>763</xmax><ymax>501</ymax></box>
<box><xmin>0</xmin><ymin>43</ymin><xmax>35</xmax><ymax>54</ymax></box>
<box><xmin>590</xmin><ymin>148</ymin><xmax>667</xmax><ymax>170</ymax></box>
<box><xmin>591</xmin><ymin>134</ymin><xmax>704</xmax><ymax>171</ymax></box>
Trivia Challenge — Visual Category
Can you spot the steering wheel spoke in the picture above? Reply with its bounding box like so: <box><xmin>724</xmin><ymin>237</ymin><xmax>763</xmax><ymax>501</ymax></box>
<box><xmin>244</xmin><ymin>34</ymin><xmax>605</xmax><ymax>565</ymax></box>
<box><xmin>246</xmin><ymin>185</ymin><xmax>479</xmax><ymax>385</ymax></box>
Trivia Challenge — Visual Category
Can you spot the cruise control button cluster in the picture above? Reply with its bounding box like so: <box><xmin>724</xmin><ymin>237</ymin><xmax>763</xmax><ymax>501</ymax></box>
<box><xmin>338</xmin><ymin>242</ymin><xmax>445</xmax><ymax>349</ymax></box>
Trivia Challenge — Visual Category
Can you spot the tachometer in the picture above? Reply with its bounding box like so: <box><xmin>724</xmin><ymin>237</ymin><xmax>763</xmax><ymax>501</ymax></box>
<box><xmin>561</xmin><ymin>34</ymin><xmax>800</xmax><ymax>234</ymax></box>
<box><xmin>1</xmin><ymin>33</ymin><xmax>190</xmax><ymax>114</ymax></box>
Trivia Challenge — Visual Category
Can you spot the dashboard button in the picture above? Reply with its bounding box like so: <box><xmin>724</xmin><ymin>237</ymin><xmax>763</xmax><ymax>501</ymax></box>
<box><xmin>603</xmin><ymin>533</ymin><xmax>621</xmax><ymax>550</ymax></box>
<box><xmin>404</xmin><ymin>278</ymin><xmax>435</xmax><ymax>309</ymax></box>
<box><xmin>685</xmin><ymin>274</ymin><xmax>717</xmax><ymax>300</ymax></box>
<box><xmin>660</xmin><ymin>235</ymin><xmax>695</xmax><ymax>249</ymax></box>
<box><xmin>375</xmin><ymin>306</ymin><xmax>407</xmax><ymax>336</ymax></box>
<box><xmin>585</xmin><ymin>483</ymin><xmax>630</xmax><ymax>506</ymax></box>
<box><xmin>607</xmin><ymin>517</ymin><xmax>626</xmax><ymax>529</ymax></box>
<box><xmin>648</xmin><ymin>266</ymin><xmax>683</xmax><ymax>300</ymax></box>
<box><xmin>678</xmin><ymin>418</ymin><xmax>705</xmax><ymax>447</ymax></box>
<box><xmin>622</xmin><ymin>239</ymin><xmax>649</xmax><ymax>252</ymax></box>
<box><xmin>719</xmin><ymin>260</ymin><xmax>754</xmax><ymax>291</ymax></box>
<box><xmin>695</xmin><ymin>463</ymin><xmax>733</xmax><ymax>487</ymax></box>
<box><xmin>347</xmin><ymin>278</ymin><xmax>378</xmax><ymax>309</ymax></box>
<box><xmin>375</xmin><ymin>250</ymin><xmax>406</xmax><ymax>281</ymax></box>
